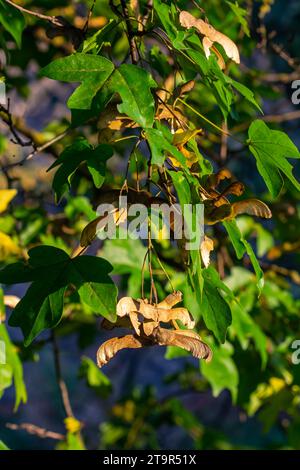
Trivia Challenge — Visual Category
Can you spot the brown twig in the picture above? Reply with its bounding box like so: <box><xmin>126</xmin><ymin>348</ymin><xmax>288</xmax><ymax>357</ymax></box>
<box><xmin>24</xmin><ymin>129</ymin><xmax>69</xmax><ymax>162</ymax></box>
<box><xmin>262</xmin><ymin>110</ymin><xmax>300</xmax><ymax>123</ymax></box>
<box><xmin>142</xmin><ymin>0</ymin><xmax>153</xmax><ymax>27</ymax></box>
<box><xmin>6</xmin><ymin>422</ymin><xmax>65</xmax><ymax>441</ymax></box>
<box><xmin>230</xmin><ymin>110</ymin><xmax>300</xmax><ymax>135</ymax></box>
<box><xmin>120</xmin><ymin>0</ymin><xmax>139</xmax><ymax>64</ymax></box>
<box><xmin>261</xmin><ymin>71</ymin><xmax>300</xmax><ymax>84</ymax></box>
<box><xmin>1</xmin><ymin>129</ymin><xmax>69</xmax><ymax>173</ymax></box>
<box><xmin>220</xmin><ymin>121</ymin><xmax>228</xmax><ymax>162</ymax></box>
<box><xmin>3</xmin><ymin>0</ymin><xmax>66</xmax><ymax>27</ymax></box>
<box><xmin>269</xmin><ymin>41</ymin><xmax>300</xmax><ymax>71</ymax></box>
<box><xmin>0</xmin><ymin>101</ymin><xmax>34</xmax><ymax>147</ymax></box>
<box><xmin>51</xmin><ymin>331</ymin><xmax>74</xmax><ymax>418</ymax></box>
<box><xmin>83</xmin><ymin>0</ymin><xmax>97</xmax><ymax>32</ymax></box>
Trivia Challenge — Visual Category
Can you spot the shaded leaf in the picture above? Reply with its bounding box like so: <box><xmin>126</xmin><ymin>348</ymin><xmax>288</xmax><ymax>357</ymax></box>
<box><xmin>48</xmin><ymin>138</ymin><xmax>113</xmax><ymax>201</ymax></box>
<box><xmin>41</xmin><ymin>53</ymin><xmax>114</xmax><ymax>110</ymax></box>
<box><xmin>0</xmin><ymin>0</ymin><xmax>25</xmax><ymax>47</ymax></box>
<box><xmin>224</xmin><ymin>219</ymin><xmax>264</xmax><ymax>293</ymax></box>
<box><xmin>200</xmin><ymin>267</ymin><xmax>232</xmax><ymax>343</ymax></box>
<box><xmin>248</xmin><ymin>120</ymin><xmax>300</xmax><ymax>197</ymax></box>
<box><xmin>111</xmin><ymin>64</ymin><xmax>157</xmax><ymax>128</ymax></box>
<box><xmin>201</xmin><ymin>337</ymin><xmax>239</xmax><ymax>402</ymax></box>
<box><xmin>0</xmin><ymin>246</ymin><xmax>117</xmax><ymax>344</ymax></box>
<box><xmin>231</xmin><ymin>301</ymin><xmax>267</xmax><ymax>367</ymax></box>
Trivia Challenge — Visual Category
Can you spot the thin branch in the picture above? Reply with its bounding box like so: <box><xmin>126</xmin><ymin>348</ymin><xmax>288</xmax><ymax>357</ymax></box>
<box><xmin>261</xmin><ymin>71</ymin><xmax>300</xmax><ymax>84</ymax></box>
<box><xmin>120</xmin><ymin>0</ymin><xmax>139</xmax><ymax>64</ymax></box>
<box><xmin>262</xmin><ymin>110</ymin><xmax>300</xmax><ymax>123</ymax></box>
<box><xmin>6</xmin><ymin>422</ymin><xmax>65</xmax><ymax>441</ymax></box>
<box><xmin>0</xmin><ymin>101</ymin><xmax>33</xmax><ymax>147</ymax></box>
<box><xmin>1</xmin><ymin>129</ymin><xmax>69</xmax><ymax>171</ymax></box>
<box><xmin>83</xmin><ymin>0</ymin><xmax>97</xmax><ymax>32</ymax></box>
<box><xmin>51</xmin><ymin>331</ymin><xmax>74</xmax><ymax>418</ymax></box>
<box><xmin>220</xmin><ymin>121</ymin><xmax>228</xmax><ymax>162</ymax></box>
<box><xmin>269</xmin><ymin>41</ymin><xmax>300</xmax><ymax>71</ymax></box>
<box><xmin>25</xmin><ymin>129</ymin><xmax>70</xmax><ymax>161</ymax></box>
<box><xmin>230</xmin><ymin>110</ymin><xmax>300</xmax><ymax>134</ymax></box>
<box><xmin>3</xmin><ymin>0</ymin><xmax>66</xmax><ymax>27</ymax></box>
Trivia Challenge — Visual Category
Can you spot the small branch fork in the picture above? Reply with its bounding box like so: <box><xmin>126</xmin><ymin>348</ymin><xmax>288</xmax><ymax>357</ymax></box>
<box><xmin>0</xmin><ymin>101</ymin><xmax>34</xmax><ymax>148</ymax></box>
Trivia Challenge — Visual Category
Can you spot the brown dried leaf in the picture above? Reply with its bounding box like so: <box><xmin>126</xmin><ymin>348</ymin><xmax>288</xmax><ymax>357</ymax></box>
<box><xmin>129</xmin><ymin>311</ymin><xmax>142</xmax><ymax>336</ymax></box>
<box><xmin>97</xmin><ymin>327</ymin><xmax>212</xmax><ymax>367</ymax></box>
<box><xmin>205</xmin><ymin>198</ymin><xmax>272</xmax><ymax>224</ymax></box>
<box><xmin>153</xmin><ymin>327</ymin><xmax>212</xmax><ymax>361</ymax></box>
<box><xmin>138</xmin><ymin>302</ymin><xmax>195</xmax><ymax>329</ymax></box>
<box><xmin>200</xmin><ymin>235</ymin><xmax>214</xmax><ymax>268</ymax></box>
<box><xmin>179</xmin><ymin>11</ymin><xmax>240</xmax><ymax>64</ymax></box>
<box><xmin>219</xmin><ymin>181</ymin><xmax>245</xmax><ymax>199</ymax></box>
<box><xmin>80</xmin><ymin>208</ymin><xmax>127</xmax><ymax>247</ymax></box>
<box><xmin>204</xmin><ymin>201</ymin><xmax>233</xmax><ymax>224</ymax></box>
<box><xmin>174</xmin><ymin>80</ymin><xmax>195</xmax><ymax>99</ymax></box>
<box><xmin>157</xmin><ymin>291</ymin><xmax>183</xmax><ymax>309</ymax></box>
<box><xmin>231</xmin><ymin>199</ymin><xmax>272</xmax><ymax>218</ymax></box>
<box><xmin>143</xmin><ymin>320</ymin><xmax>159</xmax><ymax>336</ymax></box>
<box><xmin>116</xmin><ymin>297</ymin><xmax>139</xmax><ymax>317</ymax></box>
<box><xmin>97</xmin><ymin>104</ymin><xmax>138</xmax><ymax>131</ymax></box>
<box><xmin>206</xmin><ymin>169</ymin><xmax>232</xmax><ymax>190</ymax></box>
<box><xmin>116</xmin><ymin>295</ymin><xmax>195</xmax><ymax>329</ymax></box>
<box><xmin>97</xmin><ymin>334</ymin><xmax>144</xmax><ymax>368</ymax></box>
<box><xmin>156</xmin><ymin>106</ymin><xmax>187</xmax><ymax>124</ymax></box>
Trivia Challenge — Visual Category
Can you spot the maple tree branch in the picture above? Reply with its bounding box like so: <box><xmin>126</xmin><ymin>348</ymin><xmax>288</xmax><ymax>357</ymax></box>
<box><xmin>24</xmin><ymin>129</ymin><xmax>69</xmax><ymax>161</ymax></box>
<box><xmin>51</xmin><ymin>331</ymin><xmax>74</xmax><ymax>419</ymax></box>
<box><xmin>0</xmin><ymin>101</ymin><xmax>34</xmax><ymax>147</ymax></box>
<box><xmin>6</xmin><ymin>422</ymin><xmax>65</xmax><ymax>440</ymax></box>
<box><xmin>3</xmin><ymin>0</ymin><xmax>65</xmax><ymax>26</ymax></box>
<box><xmin>120</xmin><ymin>0</ymin><xmax>139</xmax><ymax>64</ymax></box>
<box><xmin>1</xmin><ymin>129</ymin><xmax>69</xmax><ymax>172</ymax></box>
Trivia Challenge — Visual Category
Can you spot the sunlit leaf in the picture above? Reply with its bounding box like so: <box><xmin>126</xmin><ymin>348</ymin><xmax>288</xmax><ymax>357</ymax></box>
<box><xmin>0</xmin><ymin>189</ymin><xmax>17</xmax><ymax>214</ymax></box>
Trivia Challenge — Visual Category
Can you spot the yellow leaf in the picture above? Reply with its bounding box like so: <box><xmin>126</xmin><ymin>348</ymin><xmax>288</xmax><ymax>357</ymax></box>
<box><xmin>64</xmin><ymin>417</ymin><xmax>82</xmax><ymax>434</ymax></box>
<box><xmin>0</xmin><ymin>189</ymin><xmax>17</xmax><ymax>214</ymax></box>
<box><xmin>168</xmin><ymin>129</ymin><xmax>202</xmax><ymax>168</ymax></box>
<box><xmin>172</xmin><ymin>129</ymin><xmax>202</xmax><ymax>147</ymax></box>
<box><xmin>0</xmin><ymin>232</ymin><xmax>21</xmax><ymax>260</ymax></box>
<box><xmin>269</xmin><ymin>377</ymin><xmax>286</xmax><ymax>393</ymax></box>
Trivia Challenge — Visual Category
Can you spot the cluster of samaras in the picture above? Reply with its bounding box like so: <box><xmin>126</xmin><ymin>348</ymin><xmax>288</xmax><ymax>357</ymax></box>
<box><xmin>97</xmin><ymin>291</ymin><xmax>212</xmax><ymax>368</ymax></box>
